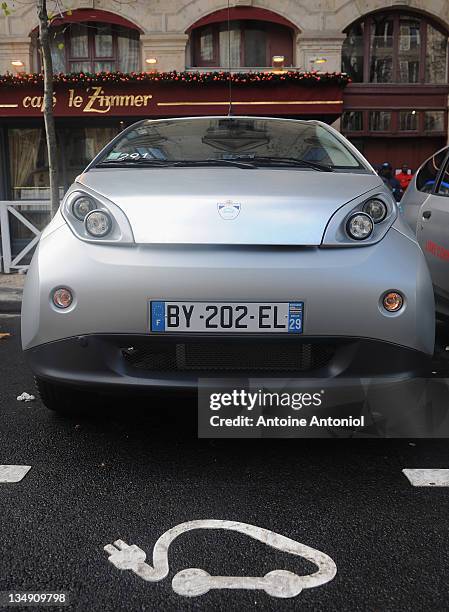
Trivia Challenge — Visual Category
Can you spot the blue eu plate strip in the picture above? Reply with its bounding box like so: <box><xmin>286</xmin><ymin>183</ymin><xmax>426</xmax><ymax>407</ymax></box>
<box><xmin>288</xmin><ymin>302</ymin><xmax>304</xmax><ymax>334</ymax></box>
<box><xmin>151</xmin><ymin>301</ymin><xmax>165</xmax><ymax>332</ymax></box>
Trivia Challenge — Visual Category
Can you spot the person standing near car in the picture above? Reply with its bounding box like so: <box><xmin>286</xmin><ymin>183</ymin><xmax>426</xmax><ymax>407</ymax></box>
<box><xmin>378</xmin><ymin>162</ymin><xmax>403</xmax><ymax>201</ymax></box>
<box><xmin>396</xmin><ymin>164</ymin><xmax>413</xmax><ymax>191</ymax></box>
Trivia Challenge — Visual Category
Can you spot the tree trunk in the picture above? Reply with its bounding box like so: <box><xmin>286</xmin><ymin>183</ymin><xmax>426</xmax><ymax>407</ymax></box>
<box><xmin>37</xmin><ymin>0</ymin><xmax>59</xmax><ymax>217</ymax></box>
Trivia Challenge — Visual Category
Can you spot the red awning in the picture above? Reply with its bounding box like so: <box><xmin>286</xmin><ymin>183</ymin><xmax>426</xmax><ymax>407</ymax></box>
<box><xmin>0</xmin><ymin>73</ymin><xmax>347</xmax><ymax>119</ymax></box>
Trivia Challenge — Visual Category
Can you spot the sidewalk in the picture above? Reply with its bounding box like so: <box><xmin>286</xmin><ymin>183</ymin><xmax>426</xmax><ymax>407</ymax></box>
<box><xmin>0</xmin><ymin>273</ymin><xmax>25</xmax><ymax>314</ymax></box>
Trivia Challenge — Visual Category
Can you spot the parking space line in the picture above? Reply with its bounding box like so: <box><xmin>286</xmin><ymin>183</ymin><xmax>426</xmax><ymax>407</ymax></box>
<box><xmin>0</xmin><ymin>465</ymin><xmax>31</xmax><ymax>483</ymax></box>
<box><xmin>402</xmin><ymin>469</ymin><xmax>449</xmax><ymax>487</ymax></box>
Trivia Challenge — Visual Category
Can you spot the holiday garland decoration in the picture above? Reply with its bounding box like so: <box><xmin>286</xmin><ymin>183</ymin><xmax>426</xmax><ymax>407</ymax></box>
<box><xmin>0</xmin><ymin>70</ymin><xmax>351</xmax><ymax>88</ymax></box>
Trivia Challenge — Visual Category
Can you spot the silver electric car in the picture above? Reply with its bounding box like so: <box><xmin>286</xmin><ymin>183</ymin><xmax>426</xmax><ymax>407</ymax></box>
<box><xmin>21</xmin><ymin>117</ymin><xmax>435</xmax><ymax>413</ymax></box>
<box><xmin>402</xmin><ymin>146</ymin><xmax>449</xmax><ymax>319</ymax></box>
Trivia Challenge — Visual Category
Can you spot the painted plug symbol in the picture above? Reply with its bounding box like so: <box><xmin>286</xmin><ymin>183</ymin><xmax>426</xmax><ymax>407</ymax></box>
<box><xmin>172</xmin><ymin>568</ymin><xmax>304</xmax><ymax>598</ymax></box>
<box><xmin>104</xmin><ymin>542</ymin><xmax>303</xmax><ymax>598</ymax></box>
<box><xmin>104</xmin><ymin>540</ymin><xmax>147</xmax><ymax>571</ymax></box>
<box><xmin>104</xmin><ymin>520</ymin><xmax>337</xmax><ymax>599</ymax></box>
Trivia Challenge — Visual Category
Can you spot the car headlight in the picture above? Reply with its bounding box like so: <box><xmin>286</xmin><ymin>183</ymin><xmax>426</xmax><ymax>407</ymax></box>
<box><xmin>322</xmin><ymin>191</ymin><xmax>396</xmax><ymax>247</ymax></box>
<box><xmin>346</xmin><ymin>213</ymin><xmax>374</xmax><ymax>240</ymax></box>
<box><xmin>62</xmin><ymin>189</ymin><xmax>134</xmax><ymax>244</ymax></box>
<box><xmin>72</xmin><ymin>195</ymin><xmax>96</xmax><ymax>221</ymax></box>
<box><xmin>362</xmin><ymin>198</ymin><xmax>387</xmax><ymax>223</ymax></box>
<box><xmin>85</xmin><ymin>210</ymin><xmax>112</xmax><ymax>237</ymax></box>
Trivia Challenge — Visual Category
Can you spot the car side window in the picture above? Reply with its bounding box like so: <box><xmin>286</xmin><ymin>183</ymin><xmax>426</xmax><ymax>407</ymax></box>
<box><xmin>416</xmin><ymin>148</ymin><xmax>448</xmax><ymax>193</ymax></box>
<box><xmin>437</xmin><ymin>156</ymin><xmax>449</xmax><ymax>197</ymax></box>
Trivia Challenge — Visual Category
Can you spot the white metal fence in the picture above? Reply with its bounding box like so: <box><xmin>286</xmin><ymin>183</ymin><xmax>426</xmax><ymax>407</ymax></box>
<box><xmin>0</xmin><ymin>201</ymin><xmax>51</xmax><ymax>273</ymax></box>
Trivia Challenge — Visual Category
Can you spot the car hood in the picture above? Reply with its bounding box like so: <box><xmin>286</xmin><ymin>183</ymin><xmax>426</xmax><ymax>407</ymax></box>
<box><xmin>77</xmin><ymin>168</ymin><xmax>384</xmax><ymax>246</ymax></box>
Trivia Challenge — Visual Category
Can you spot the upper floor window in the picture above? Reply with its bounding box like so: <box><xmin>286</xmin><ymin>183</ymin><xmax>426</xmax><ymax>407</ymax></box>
<box><xmin>190</xmin><ymin>20</ymin><xmax>293</xmax><ymax>68</ymax></box>
<box><xmin>342</xmin><ymin>11</ymin><xmax>448</xmax><ymax>84</ymax></box>
<box><xmin>48</xmin><ymin>22</ymin><xmax>140</xmax><ymax>73</ymax></box>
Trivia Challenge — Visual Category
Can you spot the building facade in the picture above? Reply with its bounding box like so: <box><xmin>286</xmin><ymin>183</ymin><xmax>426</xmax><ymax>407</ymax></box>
<box><xmin>0</xmin><ymin>0</ymin><xmax>448</xmax><ymax>211</ymax></box>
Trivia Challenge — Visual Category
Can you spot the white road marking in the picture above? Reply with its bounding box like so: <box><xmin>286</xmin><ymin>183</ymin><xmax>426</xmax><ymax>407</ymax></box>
<box><xmin>104</xmin><ymin>520</ymin><xmax>337</xmax><ymax>598</ymax></box>
<box><xmin>0</xmin><ymin>465</ymin><xmax>31</xmax><ymax>483</ymax></box>
<box><xmin>403</xmin><ymin>469</ymin><xmax>449</xmax><ymax>486</ymax></box>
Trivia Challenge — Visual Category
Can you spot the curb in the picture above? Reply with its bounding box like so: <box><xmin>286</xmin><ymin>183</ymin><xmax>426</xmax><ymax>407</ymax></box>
<box><xmin>0</xmin><ymin>289</ymin><xmax>22</xmax><ymax>314</ymax></box>
<box><xmin>0</xmin><ymin>300</ymin><xmax>21</xmax><ymax>314</ymax></box>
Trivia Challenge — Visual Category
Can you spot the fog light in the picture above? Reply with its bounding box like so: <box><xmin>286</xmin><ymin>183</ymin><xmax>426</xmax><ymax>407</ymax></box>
<box><xmin>383</xmin><ymin>291</ymin><xmax>403</xmax><ymax>312</ymax></box>
<box><xmin>53</xmin><ymin>287</ymin><xmax>73</xmax><ymax>309</ymax></box>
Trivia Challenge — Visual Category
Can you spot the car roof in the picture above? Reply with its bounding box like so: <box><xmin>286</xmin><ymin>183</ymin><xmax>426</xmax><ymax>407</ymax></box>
<box><xmin>133</xmin><ymin>115</ymin><xmax>321</xmax><ymax>126</ymax></box>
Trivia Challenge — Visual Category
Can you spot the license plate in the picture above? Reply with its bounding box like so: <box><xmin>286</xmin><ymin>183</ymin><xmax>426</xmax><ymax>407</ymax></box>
<box><xmin>150</xmin><ymin>301</ymin><xmax>303</xmax><ymax>333</ymax></box>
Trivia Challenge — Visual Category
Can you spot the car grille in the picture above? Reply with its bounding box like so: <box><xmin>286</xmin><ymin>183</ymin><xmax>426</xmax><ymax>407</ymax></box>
<box><xmin>121</xmin><ymin>341</ymin><xmax>336</xmax><ymax>372</ymax></box>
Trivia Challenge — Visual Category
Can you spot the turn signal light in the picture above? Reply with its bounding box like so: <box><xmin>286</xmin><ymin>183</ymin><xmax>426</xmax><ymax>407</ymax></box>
<box><xmin>383</xmin><ymin>291</ymin><xmax>403</xmax><ymax>312</ymax></box>
<box><xmin>53</xmin><ymin>288</ymin><xmax>73</xmax><ymax>309</ymax></box>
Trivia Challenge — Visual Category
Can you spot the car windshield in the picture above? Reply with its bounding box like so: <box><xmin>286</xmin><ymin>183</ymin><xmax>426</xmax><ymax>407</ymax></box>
<box><xmin>95</xmin><ymin>117</ymin><xmax>365</xmax><ymax>171</ymax></box>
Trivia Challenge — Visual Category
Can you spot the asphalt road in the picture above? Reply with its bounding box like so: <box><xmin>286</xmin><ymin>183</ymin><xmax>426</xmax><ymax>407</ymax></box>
<box><xmin>1</xmin><ymin>314</ymin><xmax>449</xmax><ymax>611</ymax></box>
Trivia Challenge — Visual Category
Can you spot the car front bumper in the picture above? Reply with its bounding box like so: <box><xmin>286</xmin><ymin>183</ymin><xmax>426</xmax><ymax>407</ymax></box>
<box><xmin>24</xmin><ymin>333</ymin><xmax>431</xmax><ymax>390</ymax></box>
<box><xmin>22</xmin><ymin>222</ymin><xmax>435</xmax><ymax>387</ymax></box>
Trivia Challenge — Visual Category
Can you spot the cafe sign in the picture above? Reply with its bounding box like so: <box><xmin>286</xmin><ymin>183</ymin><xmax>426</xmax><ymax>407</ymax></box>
<box><xmin>5</xmin><ymin>86</ymin><xmax>153</xmax><ymax>115</ymax></box>
<box><xmin>0</xmin><ymin>82</ymin><xmax>344</xmax><ymax>118</ymax></box>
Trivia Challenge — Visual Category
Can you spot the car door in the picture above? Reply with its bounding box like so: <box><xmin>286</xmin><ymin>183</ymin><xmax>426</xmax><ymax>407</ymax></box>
<box><xmin>403</xmin><ymin>147</ymin><xmax>448</xmax><ymax>232</ymax></box>
<box><xmin>417</xmin><ymin>155</ymin><xmax>449</xmax><ymax>315</ymax></box>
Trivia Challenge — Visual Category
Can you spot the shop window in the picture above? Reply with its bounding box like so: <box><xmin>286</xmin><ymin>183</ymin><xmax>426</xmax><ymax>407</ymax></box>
<box><xmin>63</xmin><ymin>127</ymin><xmax>119</xmax><ymax>185</ymax></box>
<box><xmin>8</xmin><ymin>128</ymin><xmax>51</xmax><ymax>201</ymax></box>
<box><xmin>416</xmin><ymin>148</ymin><xmax>448</xmax><ymax>193</ymax></box>
<box><xmin>7</xmin><ymin>126</ymin><xmax>119</xmax><ymax>200</ymax></box>
<box><xmin>6</xmin><ymin>125</ymin><xmax>120</xmax><ymax>251</ymax></box>
<box><xmin>369</xmin><ymin>111</ymin><xmax>391</xmax><ymax>131</ymax></box>
<box><xmin>343</xmin><ymin>11</ymin><xmax>448</xmax><ymax>84</ymax></box>
<box><xmin>46</xmin><ymin>22</ymin><xmax>140</xmax><ymax>73</ymax></box>
<box><xmin>191</xmin><ymin>20</ymin><xmax>293</xmax><ymax>68</ymax></box>
<box><xmin>424</xmin><ymin>110</ymin><xmax>445</xmax><ymax>133</ymax></box>
<box><xmin>341</xmin><ymin>111</ymin><xmax>363</xmax><ymax>132</ymax></box>
<box><xmin>7</xmin><ymin>128</ymin><xmax>56</xmax><ymax>247</ymax></box>
<box><xmin>399</xmin><ymin>111</ymin><xmax>418</xmax><ymax>131</ymax></box>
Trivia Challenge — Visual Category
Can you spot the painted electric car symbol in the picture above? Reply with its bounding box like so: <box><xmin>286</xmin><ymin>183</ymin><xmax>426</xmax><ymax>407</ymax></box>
<box><xmin>104</xmin><ymin>519</ymin><xmax>337</xmax><ymax>598</ymax></box>
<box><xmin>217</xmin><ymin>200</ymin><xmax>241</xmax><ymax>220</ymax></box>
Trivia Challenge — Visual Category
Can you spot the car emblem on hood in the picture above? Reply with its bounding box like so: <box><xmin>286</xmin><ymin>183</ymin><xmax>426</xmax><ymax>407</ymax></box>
<box><xmin>217</xmin><ymin>200</ymin><xmax>241</xmax><ymax>220</ymax></box>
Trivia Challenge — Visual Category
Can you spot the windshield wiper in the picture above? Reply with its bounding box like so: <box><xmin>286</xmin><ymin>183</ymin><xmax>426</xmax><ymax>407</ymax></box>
<box><xmin>230</xmin><ymin>156</ymin><xmax>334</xmax><ymax>172</ymax></box>
<box><xmin>96</xmin><ymin>156</ymin><xmax>330</xmax><ymax>171</ymax></box>
<box><xmin>96</xmin><ymin>158</ymin><xmax>174</xmax><ymax>168</ymax></box>
<box><xmin>96</xmin><ymin>158</ymin><xmax>257</xmax><ymax>169</ymax></box>
<box><xmin>171</xmin><ymin>158</ymin><xmax>257</xmax><ymax>169</ymax></box>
